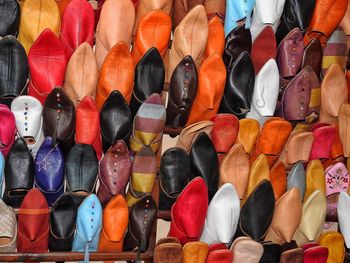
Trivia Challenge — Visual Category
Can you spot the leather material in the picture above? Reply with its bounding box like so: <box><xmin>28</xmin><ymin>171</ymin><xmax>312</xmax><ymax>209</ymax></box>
<box><xmin>97</xmin><ymin>141</ymin><xmax>131</xmax><ymax>207</ymax></box>
<box><xmin>287</xmin><ymin>162</ymin><xmax>306</xmax><ymax>201</ymax></box>
<box><xmin>250</xmin><ymin>0</ymin><xmax>286</xmax><ymax>41</ymax></box>
<box><xmin>98</xmin><ymin>195</ymin><xmax>128</xmax><ymax>252</ymax></box>
<box><xmin>176</xmin><ymin>120</ymin><xmax>214</xmax><ymax>152</ymax></box>
<box><xmin>203</xmin><ymin>16</ymin><xmax>225</xmax><ymax>60</ymax></box>
<box><xmin>309</xmin><ymin>124</ymin><xmax>336</xmax><ymax>160</ymax></box>
<box><xmin>293</xmin><ymin>190</ymin><xmax>326</xmax><ymax>246</ymax></box>
<box><xmin>134</xmin><ymin>0</ymin><xmax>172</xmax><ymax>35</ymax></box>
<box><xmin>341</xmin><ymin>0</ymin><xmax>350</xmax><ymax>35</ymax></box>
<box><xmin>0</xmin><ymin>152</ymin><xmax>3</xmax><ymax>198</ymax></box>
<box><xmin>66</xmin><ymin>144</ymin><xmax>98</xmax><ymax>194</ymax></box>
<box><xmin>210</xmin><ymin>114</ymin><xmax>239</xmax><ymax>159</ymax></box>
<box><xmin>55</xmin><ymin>0</ymin><xmax>71</xmax><ymax>18</ymax></box>
<box><xmin>338</xmin><ymin>191</ymin><xmax>350</xmax><ymax>249</ymax></box>
<box><xmin>208</xmin><ymin>243</ymin><xmax>227</xmax><ymax>252</ymax></box>
<box><xmin>0</xmin><ymin>36</ymin><xmax>28</xmax><ymax>107</ymax></box>
<box><xmin>303</xmin><ymin>246</ymin><xmax>329</xmax><ymax>263</ymax></box>
<box><xmin>204</xmin><ymin>0</ymin><xmax>225</xmax><ymax>20</ymax></box>
<box><xmin>154</xmin><ymin>237</ymin><xmax>182</xmax><ymax>263</ymax></box>
<box><xmin>329</xmin><ymin>124</ymin><xmax>344</xmax><ymax>160</ymax></box>
<box><xmin>280</xmin><ymin>248</ymin><xmax>303</xmax><ymax>263</ymax></box>
<box><xmin>182</xmin><ymin>241</ymin><xmax>208</xmax><ymax>263</ymax></box>
<box><xmin>224</xmin><ymin>0</ymin><xmax>255</xmax><ymax>36</ymax></box>
<box><xmin>276</xmin><ymin>28</ymin><xmax>304</xmax><ymax>78</ymax></box>
<box><xmin>223</xmin><ymin>25</ymin><xmax>252</xmax><ymax>71</ymax></box>
<box><xmin>250</xmin><ymin>26</ymin><xmax>277</xmax><ymax>74</ymax></box>
<box><xmin>189</xmin><ymin>132</ymin><xmax>219</xmax><ymax>201</ymax></box>
<box><xmin>219</xmin><ymin>52</ymin><xmax>255</xmax><ymax>119</ymax></box>
<box><xmin>324</xmin><ymin>162</ymin><xmax>349</xmax><ymax>222</ymax></box>
<box><xmin>270</xmin><ymin>161</ymin><xmax>287</xmax><ymax>200</ymax></box>
<box><xmin>219</xmin><ymin>143</ymin><xmax>249</xmax><ymax>199</ymax></box>
<box><xmin>246</xmin><ymin>59</ymin><xmax>279</xmax><ymax>123</ymax></box>
<box><xmin>172</xmin><ymin>0</ymin><xmax>205</xmax><ymax>30</ymax></box>
<box><xmin>319</xmin><ymin>63</ymin><xmax>348</xmax><ymax>124</ymax></box>
<box><xmin>259</xmin><ymin>242</ymin><xmax>282</xmax><ymax>263</ymax></box>
<box><xmin>59</xmin><ymin>0</ymin><xmax>95</xmax><ymax>60</ymax></box>
<box><xmin>63</xmin><ymin>43</ymin><xmax>98</xmax><ymax>105</ymax></box>
<box><xmin>278</xmin><ymin>66</ymin><xmax>313</xmax><ymax>121</ymax></box>
<box><xmin>130</xmin><ymin>93</ymin><xmax>166</xmax><ymax>154</ymax></box>
<box><xmin>186</xmin><ymin>54</ymin><xmax>227</xmax><ymax>125</ymax></box>
<box><xmin>250</xmin><ymin>117</ymin><xmax>292</xmax><ymax>168</ymax></box>
<box><xmin>168</xmin><ymin>5</ymin><xmax>208</xmax><ymax>83</ymax></box>
<box><xmin>3</xmin><ymin>138</ymin><xmax>34</xmax><ymax>208</ymax></box>
<box><xmin>130</xmin><ymin>48</ymin><xmax>165</xmax><ymax>116</ymax></box>
<box><xmin>245</xmin><ymin>154</ymin><xmax>270</xmax><ymax>199</ymax></box>
<box><xmin>100</xmin><ymin>90</ymin><xmax>132</xmax><ymax>153</ymax></box>
<box><xmin>17</xmin><ymin>188</ymin><xmax>49</xmax><ymax>252</ymax></box>
<box><xmin>75</xmin><ymin>96</ymin><xmax>102</xmax><ymax>160</ymax></box>
<box><xmin>126</xmin><ymin>146</ymin><xmax>157</xmax><ymax>206</ymax></box>
<box><xmin>301</xmin><ymin>38</ymin><xmax>323</xmax><ymax>77</ymax></box>
<box><xmin>0</xmin><ymin>0</ymin><xmax>20</xmax><ymax>36</ymax></box>
<box><xmin>339</xmin><ymin>103</ymin><xmax>350</xmax><ymax>157</ymax></box>
<box><xmin>166</xmin><ymin>56</ymin><xmax>198</xmax><ymax>128</ymax></box>
<box><xmin>28</xmin><ymin>30</ymin><xmax>67</xmax><ymax>104</ymax></box>
<box><xmin>265</xmin><ymin>188</ymin><xmax>302</xmax><ymax>243</ymax></box>
<box><xmin>236</xmin><ymin>118</ymin><xmax>260</xmax><ymax>154</ymax></box>
<box><xmin>318</xmin><ymin>232</ymin><xmax>345</xmax><ymax>263</ymax></box>
<box><xmin>18</xmin><ymin>0</ymin><xmax>61</xmax><ymax>54</ymax></box>
<box><xmin>206</xmin><ymin>249</ymin><xmax>233</xmax><ymax>263</ymax></box>
<box><xmin>35</xmin><ymin>137</ymin><xmax>64</xmax><ymax>206</ymax></box>
<box><xmin>49</xmin><ymin>193</ymin><xmax>78</xmax><ymax>251</ymax></box>
<box><xmin>72</xmin><ymin>194</ymin><xmax>102</xmax><ymax>257</ymax></box>
<box><xmin>96</xmin><ymin>41</ymin><xmax>134</xmax><ymax>109</ymax></box>
<box><xmin>275</xmin><ymin>0</ymin><xmax>316</xmax><ymax>43</ymax></box>
<box><xmin>124</xmin><ymin>194</ymin><xmax>157</xmax><ymax>252</ymax></box>
<box><xmin>239</xmin><ymin>180</ymin><xmax>275</xmax><ymax>242</ymax></box>
<box><xmin>43</xmin><ymin>87</ymin><xmax>75</xmax><ymax>156</ymax></box>
<box><xmin>11</xmin><ymin>96</ymin><xmax>44</xmax><ymax>157</ymax></box>
<box><xmin>304</xmin><ymin>0</ymin><xmax>348</xmax><ymax>46</ymax></box>
<box><xmin>131</xmin><ymin>11</ymin><xmax>172</xmax><ymax>65</ymax></box>
<box><xmin>230</xmin><ymin>237</ymin><xmax>263</xmax><ymax>263</ymax></box>
<box><xmin>168</xmin><ymin>177</ymin><xmax>208</xmax><ymax>245</ymax></box>
<box><xmin>305</xmin><ymin>160</ymin><xmax>326</xmax><ymax>200</ymax></box>
<box><xmin>0</xmin><ymin>104</ymin><xmax>16</xmax><ymax>158</ymax></box>
<box><xmin>159</xmin><ymin>147</ymin><xmax>190</xmax><ymax>211</ymax></box>
<box><xmin>95</xmin><ymin>0</ymin><xmax>135</xmax><ymax>69</ymax></box>
<box><xmin>0</xmin><ymin>199</ymin><xmax>17</xmax><ymax>252</ymax></box>
<box><xmin>200</xmin><ymin>183</ymin><xmax>240</xmax><ymax>245</ymax></box>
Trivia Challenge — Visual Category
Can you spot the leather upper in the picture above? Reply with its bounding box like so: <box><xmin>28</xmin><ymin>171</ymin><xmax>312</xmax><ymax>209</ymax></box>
<box><xmin>97</xmin><ymin>140</ymin><xmax>131</xmax><ymax>207</ymax></box>
<box><xmin>18</xmin><ymin>0</ymin><xmax>61</xmax><ymax>54</ymax></box>
<box><xmin>230</xmin><ymin>237</ymin><xmax>264</xmax><ymax>263</ymax></box>
<box><xmin>341</xmin><ymin>0</ymin><xmax>350</xmax><ymax>35</ymax></box>
<box><xmin>96</xmin><ymin>41</ymin><xmax>134</xmax><ymax>109</ymax></box>
<box><xmin>66</xmin><ymin>144</ymin><xmax>98</xmax><ymax>194</ymax></box>
<box><xmin>17</xmin><ymin>189</ymin><xmax>49</xmax><ymax>252</ymax></box>
<box><xmin>200</xmin><ymin>183</ymin><xmax>240</xmax><ymax>246</ymax></box>
<box><xmin>204</xmin><ymin>0</ymin><xmax>226</xmax><ymax>20</ymax></box>
<box><xmin>186</xmin><ymin>53</ymin><xmax>227</xmax><ymax>125</ymax></box>
<box><xmin>11</xmin><ymin>96</ymin><xmax>44</xmax><ymax>157</ymax></box>
<box><xmin>100</xmin><ymin>90</ymin><xmax>132</xmax><ymax>153</ymax></box>
<box><xmin>43</xmin><ymin>87</ymin><xmax>75</xmax><ymax>156</ymax></box>
<box><xmin>168</xmin><ymin>177</ymin><xmax>208</xmax><ymax>245</ymax></box>
<box><xmin>303</xmin><ymin>246</ymin><xmax>329</xmax><ymax>263</ymax></box>
<box><xmin>223</xmin><ymin>25</ymin><xmax>252</xmax><ymax>71</ymax></box>
<box><xmin>168</xmin><ymin>5</ymin><xmax>208</xmax><ymax>83</ymax></box>
<box><xmin>0</xmin><ymin>105</ymin><xmax>16</xmax><ymax>158</ymax></box>
<box><xmin>206</xmin><ymin>249</ymin><xmax>233</xmax><ymax>263</ymax></box>
<box><xmin>166</xmin><ymin>56</ymin><xmax>198</xmax><ymax>128</ymax></box>
<box><xmin>28</xmin><ymin>30</ymin><xmax>67</xmax><ymax>104</ymax></box>
<box><xmin>59</xmin><ymin>0</ymin><xmax>95</xmax><ymax>60</ymax></box>
<box><xmin>154</xmin><ymin>238</ymin><xmax>183</xmax><ymax>263</ymax></box>
<box><xmin>301</xmin><ymin>38</ymin><xmax>323</xmax><ymax>78</ymax></box>
<box><xmin>309</xmin><ymin>123</ymin><xmax>336</xmax><ymax>160</ymax></box>
<box><xmin>219</xmin><ymin>52</ymin><xmax>255</xmax><ymax>119</ymax></box>
<box><xmin>287</xmin><ymin>162</ymin><xmax>306</xmax><ymax>200</ymax></box>
<box><xmin>3</xmin><ymin>138</ymin><xmax>34</xmax><ymax>208</ymax></box>
<box><xmin>0</xmin><ymin>36</ymin><xmax>28</xmax><ymax>107</ymax></box>
<box><xmin>280</xmin><ymin>248</ymin><xmax>303</xmax><ymax>263</ymax></box>
<box><xmin>0</xmin><ymin>152</ymin><xmax>3</xmax><ymax>198</ymax></box>
<box><xmin>75</xmin><ymin>96</ymin><xmax>102</xmax><ymax>160</ymax></box>
<box><xmin>318</xmin><ymin>232</ymin><xmax>344</xmax><ymax>263</ymax></box>
<box><xmin>236</xmin><ymin>118</ymin><xmax>260</xmax><ymax>154</ymax></box>
<box><xmin>35</xmin><ymin>137</ymin><xmax>64</xmax><ymax>206</ymax></box>
<box><xmin>305</xmin><ymin>160</ymin><xmax>326</xmax><ymax>200</ymax></box>
<box><xmin>275</xmin><ymin>0</ymin><xmax>316</xmax><ymax>43</ymax></box>
<box><xmin>204</xmin><ymin>16</ymin><xmax>225</xmax><ymax>60</ymax></box>
<box><xmin>338</xmin><ymin>191</ymin><xmax>350</xmax><ymax>249</ymax></box>
<box><xmin>224</xmin><ymin>0</ymin><xmax>255</xmax><ymax>36</ymax></box>
<box><xmin>131</xmin><ymin>11</ymin><xmax>172</xmax><ymax>64</ymax></box>
<box><xmin>130</xmin><ymin>48</ymin><xmax>165</xmax><ymax>116</ymax></box>
<box><xmin>259</xmin><ymin>242</ymin><xmax>282</xmax><ymax>263</ymax></box>
<box><xmin>245</xmin><ymin>154</ymin><xmax>270</xmax><ymax>198</ymax></box>
<box><xmin>270</xmin><ymin>161</ymin><xmax>287</xmax><ymax>200</ymax></box>
<box><xmin>339</xmin><ymin>104</ymin><xmax>350</xmax><ymax>157</ymax></box>
<box><xmin>0</xmin><ymin>199</ymin><xmax>17</xmax><ymax>252</ymax></box>
<box><xmin>63</xmin><ymin>43</ymin><xmax>98</xmax><ymax>105</ymax></box>
<box><xmin>95</xmin><ymin>0</ymin><xmax>135</xmax><ymax>69</ymax></box>
<box><xmin>0</xmin><ymin>0</ymin><xmax>20</xmax><ymax>36</ymax></box>
<box><xmin>183</xmin><ymin>241</ymin><xmax>209</xmax><ymax>263</ymax></box>
<box><xmin>49</xmin><ymin>193</ymin><xmax>78</xmax><ymax>251</ymax></box>
<box><xmin>172</xmin><ymin>0</ymin><xmax>205</xmax><ymax>30</ymax></box>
